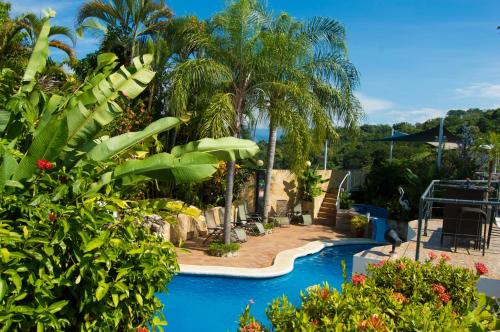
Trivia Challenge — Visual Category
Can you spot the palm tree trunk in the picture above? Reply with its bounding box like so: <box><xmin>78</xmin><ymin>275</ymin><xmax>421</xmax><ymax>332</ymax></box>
<box><xmin>223</xmin><ymin>160</ymin><xmax>236</xmax><ymax>244</ymax></box>
<box><xmin>262</xmin><ymin>119</ymin><xmax>277</xmax><ymax>223</ymax></box>
<box><xmin>222</xmin><ymin>90</ymin><xmax>245</xmax><ymax>244</ymax></box>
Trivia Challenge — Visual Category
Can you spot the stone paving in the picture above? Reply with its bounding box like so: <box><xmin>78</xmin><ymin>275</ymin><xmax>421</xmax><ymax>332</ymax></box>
<box><xmin>176</xmin><ymin>223</ymin><xmax>353</xmax><ymax>268</ymax></box>
<box><xmin>176</xmin><ymin>217</ymin><xmax>500</xmax><ymax>279</ymax></box>
<box><xmin>359</xmin><ymin>219</ymin><xmax>500</xmax><ymax>279</ymax></box>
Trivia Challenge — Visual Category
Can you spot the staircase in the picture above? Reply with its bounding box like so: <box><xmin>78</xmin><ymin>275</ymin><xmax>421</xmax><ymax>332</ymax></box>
<box><xmin>315</xmin><ymin>191</ymin><xmax>338</xmax><ymax>225</ymax></box>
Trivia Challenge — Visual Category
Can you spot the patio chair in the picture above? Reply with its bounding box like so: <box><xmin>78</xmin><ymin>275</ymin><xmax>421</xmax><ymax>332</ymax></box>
<box><xmin>291</xmin><ymin>202</ymin><xmax>312</xmax><ymax>226</ymax></box>
<box><xmin>237</xmin><ymin>205</ymin><xmax>265</xmax><ymax>236</ymax></box>
<box><xmin>219</xmin><ymin>207</ymin><xmax>248</xmax><ymax>242</ymax></box>
<box><xmin>203</xmin><ymin>210</ymin><xmax>223</xmax><ymax>244</ymax></box>
<box><xmin>274</xmin><ymin>200</ymin><xmax>291</xmax><ymax>227</ymax></box>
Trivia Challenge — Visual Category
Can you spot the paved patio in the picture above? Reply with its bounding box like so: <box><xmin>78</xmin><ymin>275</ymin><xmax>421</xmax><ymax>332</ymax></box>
<box><xmin>357</xmin><ymin>219</ymin><xmax>500</xmax><ymax>279</ymax></box>
<box><xmin>176</xmin><ymin>222</ymin><xmax>353</xmax><ymax>268</ymax></box>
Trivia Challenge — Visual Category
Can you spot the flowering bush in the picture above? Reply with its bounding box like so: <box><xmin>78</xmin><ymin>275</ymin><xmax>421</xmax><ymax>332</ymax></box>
<box><xmin>239</xmin><ymin>258</ymin><xmax>499</xmax><ymax>331</ymax></box>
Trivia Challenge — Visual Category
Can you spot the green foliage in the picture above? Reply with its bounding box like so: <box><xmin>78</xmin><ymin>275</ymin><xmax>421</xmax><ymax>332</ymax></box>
<box><xmin>350</xmin><ymin>215</ymin><xmax>368</xmax><ymax>233</ymax></box>
<box><xmin>339</xmin><ymin>191</ymin><xmax>353</xmax><ymax>209</ymax></box>
<box><xmin>298</xmin><ymin>168</ymin><xmax>328</xmax><ymax>201</ymax></box>
<box><xmin>240</xmin><ymin>257</ymin><xmax>499</xmax><ymax>331</ymax></box>
<box><xmin>0</xmin><ymin>166</ymin><xmax>178</xmax><ymax>331</ymax></box>
<box><xmin>207</xmin><ymin>241</ymin><xmax>240</xmax><ymax>257</ymax></box>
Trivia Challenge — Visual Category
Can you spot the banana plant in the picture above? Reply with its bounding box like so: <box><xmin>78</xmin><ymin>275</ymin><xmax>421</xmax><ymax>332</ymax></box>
<box><xmin>0</xmin><ymin>13</ymin><xmax>259</xmax><ymax>192</ymax></box>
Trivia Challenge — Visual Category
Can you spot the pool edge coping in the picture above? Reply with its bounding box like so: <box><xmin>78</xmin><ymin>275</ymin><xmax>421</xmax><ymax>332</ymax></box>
<box><xmin>179</xmin><ymin>238</ymin><xmax>380</xmax><ymax>279</ymax></box>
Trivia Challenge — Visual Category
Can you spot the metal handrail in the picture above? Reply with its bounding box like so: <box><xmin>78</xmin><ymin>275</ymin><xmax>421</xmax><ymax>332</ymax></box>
<box><xmin>336</xmin><ymin>171</ymin><xmax>351</xmax><ymax>210</ymax></box>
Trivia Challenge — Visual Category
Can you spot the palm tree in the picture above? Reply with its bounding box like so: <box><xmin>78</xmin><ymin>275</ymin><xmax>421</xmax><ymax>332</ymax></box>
<box><xmin>18</xmin><ymin>12</ymin><xmax>76</xmax><ymax>65</ymax></box>
<box><xmin>76</xmin><ymin>0</ymin><xmax>173</xmax><ymax>64</ymax></box>
<box><xmin>165</xmin><ymin>0</ymin><xmax>267</xmax><ymax>244</ymax></box>
<box><xmin>257</xmin><ymin>14</ymin><xmax>362</xmax><ymax>222</ymax></box>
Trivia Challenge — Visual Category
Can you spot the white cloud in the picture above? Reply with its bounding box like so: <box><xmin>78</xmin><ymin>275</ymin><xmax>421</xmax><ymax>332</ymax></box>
<box><xmin>354</xmin><ymin>92</ymin><xmax>394</xmax><ymax>114</ymax></box>
<box><xmin>386</xmin><ymin>108</ymin><xmax>447</xmax><ymax>123</ymax></box>
<box><xmin>455</xmin><ymin>83</ymin><xmax>500</xmax><ymax>99</ymax></box>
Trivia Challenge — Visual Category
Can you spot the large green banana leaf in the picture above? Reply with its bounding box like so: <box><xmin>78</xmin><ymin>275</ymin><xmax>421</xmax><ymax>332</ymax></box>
<box><xmin>0</xmin><ymin>150</ymin><xmax>18</xmax><ymax>190</ymax></box>
<box><xmin>86</xmin><ymin>117</ymin><xmax>182</xmax><ymax>162</ymax></box>
<box><xmin>22</xmin><ymin>12</ymin><xmax>52</xmax><ymax>89</ymax></box>
<box><xmin>170</xmin><ymin>137</ymin><xmax>260</xmax><ymax>161</ymax></box>
<box><xmin>0</xmin><ymin>111</ymin><xmax>10</xmax><ymax>134</ymax></box>
<box><xmin>13</xmin><ymin>116</ymin><xmax>69</xmax><ymax>180</ymax></box>
<box><xmin>113</xmin><ymin>152</ymin><xmax>218</xmax><ymax>184</ymax></box>
<box><xmin>65</xmin><ymin>55</ymin><xmax>156</xmax><ymax>148</ymax></box>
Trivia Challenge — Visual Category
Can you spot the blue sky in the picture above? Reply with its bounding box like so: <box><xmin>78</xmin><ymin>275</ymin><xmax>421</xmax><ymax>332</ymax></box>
<box><xmin>10</xmin><ymin>0</ymin><xmax>500</xmax><ymax>125</ymax></box>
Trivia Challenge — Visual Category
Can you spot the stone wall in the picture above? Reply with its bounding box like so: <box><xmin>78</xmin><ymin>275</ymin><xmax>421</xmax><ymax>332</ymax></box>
<box><xmin>240</xmin><ymin>169</ymin><xmax>332</xmax><ymax>219</ymax></box>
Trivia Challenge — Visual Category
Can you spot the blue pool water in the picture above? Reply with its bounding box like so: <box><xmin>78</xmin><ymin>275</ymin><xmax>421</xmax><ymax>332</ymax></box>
<box><xmin>158</xmin><ymin>243</ymin><xmax>374</xmax><ymax>332</ymax></box>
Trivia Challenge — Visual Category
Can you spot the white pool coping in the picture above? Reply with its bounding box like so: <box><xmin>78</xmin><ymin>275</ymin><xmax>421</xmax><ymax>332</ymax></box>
<box><xmin>179</xmin><ymin>238</ymin><xmax>379</xmax><ymax>279</ymax></box>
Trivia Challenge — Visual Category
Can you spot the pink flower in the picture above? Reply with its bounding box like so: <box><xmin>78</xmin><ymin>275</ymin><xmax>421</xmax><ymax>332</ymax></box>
<box><xmin>428</xmin><ymin>252</ymin><xmax>437</xmax><ymax>261</ymax></box>
<box><xmin>440</xmin><ymin>253</ymin><xmax>451</xmax><ymax>261</ymax></box>
<box><xmin>37</xmin><ymin>159</ymin><xmax>53</xmax><ymax>171</ymax></box>
<box><xmin>392</xmin><ymin>292</ymin><xmax>409</xmax><ymax>304</ymax></box>
<box><xmin>351</xmin><ymin>273</ymin><xmax>367</xmax><ymax>286</ymax></box>
<box><xmin>474</xmin><ymin>263</ymin><xmax>488</xmax><ymax>276</ymax></box>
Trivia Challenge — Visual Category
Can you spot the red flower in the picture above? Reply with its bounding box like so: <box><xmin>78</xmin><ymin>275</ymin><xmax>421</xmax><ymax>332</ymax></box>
<box><xmin>397</xmin><ymin>262</ymin><xmax>406</xmax><ymax>270</ymax></box>
<box><xmin>136</xmin><ymin>328</ymin><xmax>148</xmax><ymax>332</ymax></box>
<box><xmin>392</xmin><ymin>292</ymin><xmax>409</xmax><ymax>304</ymax></box>
<box><xmin>351</xmin><ymin>273</ymin><xmax>367</xmax><ymax>286</ymax></box>
<box><xmin>358</xmin><ymin>314</ymin><xmax>387</xmax><ymax>332</ymax></box>
<box><xmin>428</xmin><ymin>252</ymin><xmax>437</xmax><ymax>261</ymax></box>
<box><xmin>37</xmin><ymin>159</ymin><xmax>53</xmax><ymax>170</ymax></box>
<box><xmin>474</xmin><ymin>263</ymin><xmax>488</xmax><ymax>276</ymax></box>
<box><xmin>319</xmin><ymin>287</ymin><xmax>329</xmax><ymax>300</ymax></box>
<box><xmin>431</xmin><ymin>284</ymin><xmax>446</xmax><ymax>295</ymax></box>
<box><xmin>48</xmin><ymin>212</ymin><xmax>57</xmax><ymax>222</ymax></box>
<box><xmin>372</xmin><ymin>260</ymin><xmax>386</xmax><ymax>268</ymax></box>
<box><xmin>241</xmin><ymin>321</ymin><xmax>263</xmax><ymax>332</ymax></box>
<box><xmin>310</xmin><ymin>319</ymin><xmax>319</xmax><ymax>327</ymax></box>
<box><xmin>438</xmin><ymin>293</ymin><xmax>451</xmax><ymax>303</ymax></box>
<box><xmin>440</xmin><ymin>253</ymin><xmax>451</xmax><ymax>261</ymax></box>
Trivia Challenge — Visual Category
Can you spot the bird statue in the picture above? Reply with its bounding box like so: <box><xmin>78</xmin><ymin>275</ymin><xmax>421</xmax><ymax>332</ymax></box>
<box><xmin>398</xmin><ymin>186</ymin><xmax>411</xmax><ymax>212</ymax></box>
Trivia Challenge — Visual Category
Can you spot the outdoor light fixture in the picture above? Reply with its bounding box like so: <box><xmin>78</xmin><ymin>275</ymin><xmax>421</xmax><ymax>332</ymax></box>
<box><xmin>384</xmin><ymin>228</ymin><xmax>402</xmax><ymax>255</ymax></box>
<box><xmin>256</xmin><ymin>159</ymin><xmax>264</xmax><ymax>167</ymax></box>
<box><xmin>305</xmin><ymin>161</ymin><xmax>312</xmax><ymax>167</ymax></box>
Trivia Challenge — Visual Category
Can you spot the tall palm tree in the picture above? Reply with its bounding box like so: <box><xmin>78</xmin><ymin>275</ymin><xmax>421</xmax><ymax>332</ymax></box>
<box><xmin>165</xmin><ymin>0</ymin><xmax>267</xmax><ymax>244</ymax></box>
<box><xmin>76</xmin><ymin>0</ymin><xmax>173</xmax><ymax>64</ymax></box>
<box><xmin>257</xmin><ymin>14</ymin><xmax>362</xmax><ymax>222</ymax></box>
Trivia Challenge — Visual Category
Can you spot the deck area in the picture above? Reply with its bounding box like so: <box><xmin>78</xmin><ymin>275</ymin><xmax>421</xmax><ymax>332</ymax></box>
<box><xmin>176</xmin><ymin>221</ymin><xmax>353</xmax><ymax>268</ymax></box>
<box><xmin>356</xmin><ymin>219</ymin><xmax>500</xmax><ymax>279</ymax></box>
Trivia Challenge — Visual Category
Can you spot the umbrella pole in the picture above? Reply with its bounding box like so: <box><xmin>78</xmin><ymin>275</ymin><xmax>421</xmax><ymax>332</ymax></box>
<box><xmin>436</xmin><ymin>117</ymin><xmax>444</xmax><ymax>169</ymax></box>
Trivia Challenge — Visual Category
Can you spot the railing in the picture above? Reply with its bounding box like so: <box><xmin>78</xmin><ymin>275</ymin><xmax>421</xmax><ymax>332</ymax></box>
<box><xmin>415</xmin><ymin>179</ymin><xmax>500</xmax><ymax>260</ymax></box>
<box><xmin>336</xmin><ymin>171</ymin><xmax>351</xmax><ymax>210</ymax></box>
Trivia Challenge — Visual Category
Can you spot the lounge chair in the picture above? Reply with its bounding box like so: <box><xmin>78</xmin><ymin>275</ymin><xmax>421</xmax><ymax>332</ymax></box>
<box><xmin>219</xmin><ymin>207</ymin><xmax>248</xmax><ymax>243</ymax></box>
<box><xmin>274</xmin><ymin>200</ymin><xmax>291</xmax><ymax>227</ymax></box>
<box><xmin>291</xmin><ymin>202</ymin><xmax>312</xmax><ymax>226</ymax></box>
<box><xmin>237</xmin><ymin>205</ymin><xmax>265</xmax><ymax>235</ymax></box>
<box><xmin>203</xmin><ymin>210</ymin><xmax>224</xmax><ymax>244</ymax></box>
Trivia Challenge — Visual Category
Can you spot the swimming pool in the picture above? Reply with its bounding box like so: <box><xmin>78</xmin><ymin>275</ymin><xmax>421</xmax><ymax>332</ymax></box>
<box><xmin>158</xmin><ymin>243</ymin><xmax>374</xmax><ymax>331</ymax></box>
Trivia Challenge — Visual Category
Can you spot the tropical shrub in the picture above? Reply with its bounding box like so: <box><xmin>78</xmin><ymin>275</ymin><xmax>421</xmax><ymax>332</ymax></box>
<box><xmin>207</xmin><ymin>241</ymin><xmax>240</xmax><ymax>257</ymax></box>
<box><xmin>350</xmin><ymin>215</ymin><xmax>368</xmax><ymax>236</ymax></box>
<box><xmin>0</xmin><ymin>164</ymin><xmax>181</xmax><ymax>331</ymax></box>
<box><xmin>239</xmin><ymin>257</ymin><xmax>499</xmax><ymax>331</ymax></box>
<box><xmin>0</xmin><ymin>12</ymin><xmax>259</xmax><ymax>331</ymax></box>
<box><xmin>338</xmin><ymin>191</ymin><xmax>353</xmax><ymax>209</ymax></box>
<box><xmin>298</xmin><ymin>168</ymin><xmax>328</xmax><ymax>201</ymax></box>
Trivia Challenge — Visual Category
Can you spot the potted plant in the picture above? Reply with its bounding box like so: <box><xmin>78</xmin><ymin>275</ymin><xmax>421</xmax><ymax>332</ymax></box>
<box><xmin>207</xmin><ymin>241</ymin><xmax>240</xmax><ymax>257</ymax></box>
<box><xmin>298</xmin><ymin>166</ymin><xmax>329</xmax><ymax>216</ymax></box>
<box><xmin>350</xmin><ymin>215</ymin><xmax>368</xmax><ymax>237</ymax></box>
